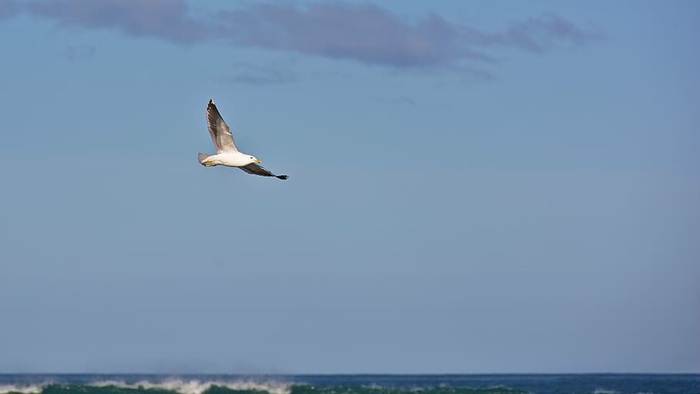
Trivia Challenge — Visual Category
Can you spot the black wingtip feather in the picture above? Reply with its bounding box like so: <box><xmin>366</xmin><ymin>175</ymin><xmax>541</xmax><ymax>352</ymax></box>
<box><xmin>276</xmin><ymin>175</ymin><xmax>289</xmax><ymax>180</ymax></box>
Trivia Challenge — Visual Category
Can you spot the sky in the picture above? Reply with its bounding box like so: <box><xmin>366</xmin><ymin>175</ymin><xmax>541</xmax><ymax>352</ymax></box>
<box><xmin>0</xmin><ymin>0</ymin><xmax>698</xmax><ymax>374</ymax></box>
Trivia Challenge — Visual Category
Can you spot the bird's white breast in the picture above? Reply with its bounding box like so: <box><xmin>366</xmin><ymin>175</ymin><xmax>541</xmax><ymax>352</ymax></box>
<box><xmin>208</xmin><ymin>152</ymin><xmax>254</xmax><ymax>167</ymax></box>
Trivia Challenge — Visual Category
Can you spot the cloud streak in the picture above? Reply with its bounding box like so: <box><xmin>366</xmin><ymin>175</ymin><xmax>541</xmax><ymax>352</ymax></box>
<box><xmin>214</xmin><ymin>3</ymin><xmax>481</xmax><ymax>68</ymax></box>
<box><xmin>64</xmin><ymin>44</ymin><xmax>96</xmax><ymax>61</ymax></box>
<box><xmin>26</xmin><ymin>0</ymin><xmax>206</xmax><ymax>44</ymax></box>
<box><xmin>20</xmin><ymin>1</ymin><xmax>602</xmax><ymax>70</ymax></box>
<box><xmin>0</xmin><ymin>0</ymin><xmax>19</xmax><ymax>21</ymax></box>
<box><xmin>493</xmin><ymin>14</ymin><xmax>603</xmax><ymax>53</ymax></box>
<box><xmin>225</xmin><ymin>62</ymin><xmax>295</xmax><ymax>85</ymax></box>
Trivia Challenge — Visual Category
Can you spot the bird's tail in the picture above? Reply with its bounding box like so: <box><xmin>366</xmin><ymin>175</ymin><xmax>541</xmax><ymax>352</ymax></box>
<box><xmin>198</xmin><ymin>152</ymin><xmax>212</xmax><ymax>166</ymax></box>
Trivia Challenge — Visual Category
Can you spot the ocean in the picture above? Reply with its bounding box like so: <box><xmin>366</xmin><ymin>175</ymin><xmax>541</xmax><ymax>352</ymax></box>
<box><xmin>0</xmin><ymin>374</ymin><xmax>698</xmax><ymax>394</ymax></box>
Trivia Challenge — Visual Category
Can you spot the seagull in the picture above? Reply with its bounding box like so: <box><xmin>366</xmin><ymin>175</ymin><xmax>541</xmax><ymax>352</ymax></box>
<box><xmin>198</xmin><ymin>99</ymin><xmax>288</xmax><ymax>180</ymax></box>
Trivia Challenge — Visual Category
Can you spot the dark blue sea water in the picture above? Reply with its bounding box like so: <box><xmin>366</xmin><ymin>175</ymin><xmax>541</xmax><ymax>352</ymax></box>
<box><xmin>0</xmin><ymin>374</ymin><xmax>697</xmax><ymax>394</ymax></box>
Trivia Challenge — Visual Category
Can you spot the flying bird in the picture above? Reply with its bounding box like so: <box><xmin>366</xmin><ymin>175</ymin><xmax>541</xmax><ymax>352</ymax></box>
<box><xmin>198</xmin><ymin>99</ymin><xmax>288</xmax><ymax>180</ymax></box>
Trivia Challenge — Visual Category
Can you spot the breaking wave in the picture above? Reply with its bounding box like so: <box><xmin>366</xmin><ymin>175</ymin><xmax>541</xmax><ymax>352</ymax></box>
<box><xmin>0</xmin><ymin>380</ymin><xmax>292</xmax><ymax>394</ymax></box>
<box><xmin>0</xmin><ymin>380</ymin><xmax>527</xmax><ymax>394</ymax></box>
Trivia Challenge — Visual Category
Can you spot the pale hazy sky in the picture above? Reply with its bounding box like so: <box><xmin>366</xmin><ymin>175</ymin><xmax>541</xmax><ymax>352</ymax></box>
<box><xmin>0</xmin><ymin>0</ymin><xmax>698</xmax><ymax>374</ymax></box>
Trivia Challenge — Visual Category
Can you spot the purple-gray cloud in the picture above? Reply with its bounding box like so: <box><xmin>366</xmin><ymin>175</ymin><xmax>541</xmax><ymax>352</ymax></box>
<box><xmin>0</xmin><ymin>0</ymin><xmax>19</xmax><ymax>21</ymax></box>
<box><xmin>375</xmin><ymin>95</ymin><xmax>418</xmax><ymax>107</ymax></box>
<box><xmin>26</xmin><ymin>0</ymin><xmax>206</xmax><ymax>44</ymax></box>
<box><xmin>21</xmin><ymin>1</ymin><xmax>602</xmax><ymax>70</ymax></box>
<box><xmin>215</xmin><ymin>4</ymin><xmax>602</xmax><ymax>67</ymax></box>
<box><xmin>65</xmin><ymin>44</ymin><xmax>96</xmax><ymax>61</ymax></box>
<box><xmin>215</xmin><ymin>3</ymin><xmax>481</xmax><ymax>68</ymax></box>
<box><xmin>500</xmin><ymin>14</ymin><xmax>603</xmax><ymax>52</ymax></box>
<box><xmin>226</xmin><ymin>62</ymin><xmax>295</xmax><ymax>85</ymax></box>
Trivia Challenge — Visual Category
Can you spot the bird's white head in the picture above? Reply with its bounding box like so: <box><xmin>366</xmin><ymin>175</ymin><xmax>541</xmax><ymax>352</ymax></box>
<box><xmin>248</xmin><ymin>155</ymin><xmax>262</xmax><ymax>164</ymax></box>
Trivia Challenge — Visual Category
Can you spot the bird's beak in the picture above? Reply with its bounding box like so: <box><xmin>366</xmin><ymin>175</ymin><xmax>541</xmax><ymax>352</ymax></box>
<box><xmin>256</xmin><ymin>159</ymin><xmax>262</xmax><ymax>164</ymax></box>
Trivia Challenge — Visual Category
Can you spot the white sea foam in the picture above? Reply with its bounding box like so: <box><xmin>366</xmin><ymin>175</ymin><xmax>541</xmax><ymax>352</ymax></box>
<box><xmin>89</xmin><ymin>379</ymin><xmax>291</xmax><ymax>394</ymax></box>
<box><xmin>593</xmin><ymin>389</ymin><xmax>618</xmax><ymax>394</ymax></box>
<box><xmin>0</xmin><ymin>384</ymin><xmax>46</xmax><ymax>394</ymax></box>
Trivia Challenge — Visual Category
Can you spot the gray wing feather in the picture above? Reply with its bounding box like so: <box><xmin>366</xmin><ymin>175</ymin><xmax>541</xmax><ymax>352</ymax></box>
<box><xmin>206</xmin><ymin>99</ymin><xmax>238</xmax><ymax>153</ymax></box>
<box><xmin>240</xmin><ymin>163</ymin><xmax>288</xmax><ymax>180</ymax></box>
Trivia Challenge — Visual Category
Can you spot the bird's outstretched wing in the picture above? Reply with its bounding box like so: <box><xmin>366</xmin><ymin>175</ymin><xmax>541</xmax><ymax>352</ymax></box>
<box><xmin>240</xmin><ymin>163</ymin><xmax>289</xmax><ymax>180</ymax></box>
<box><xmin>206</xmin><ymin>99</ymin><xmax>238</xmax><ymax>153</ymax></box>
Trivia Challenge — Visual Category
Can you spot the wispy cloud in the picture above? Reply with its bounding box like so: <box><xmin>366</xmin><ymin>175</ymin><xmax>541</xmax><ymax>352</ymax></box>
<box><xmin>0</xmin><ymin>0</ymin><xmax>19</xmax><ymax>21</ymax></box>
<box><xmin>225</xmin><ymin>62</ymin><xmax>295</xmax><ymax>85</ymax></box>
<box><xmin>64</xmin><ymin>44</ymin><xmax>96</xmax><ymax>61</ymax></box>
<box><xmin>214</xmin><ymin>3</ymin><xmax>483</xmax><ymax>68</ymax></box>
<box><xmin>213</xmin><ymin>4</ymin><xmax>603</xmax><ymax>68</ymax></box>
<box><xmin>19</xmin><ymin>1</ymin><xmax>603</xmax><ymax>72</ymax></box>
<box><xmin>375</xmin><ymin>95</ymin><xmax>418</xmax><ymax>107</ymax></box>
<box><xmin>26</xmin><ymin>0</ymin><xmax>206</xmax><ymax>44</ymax></box>
<box><xmin>497</xmin><ymin>14</ymin><xmax>603</xmax><ymax>53</ymax></box>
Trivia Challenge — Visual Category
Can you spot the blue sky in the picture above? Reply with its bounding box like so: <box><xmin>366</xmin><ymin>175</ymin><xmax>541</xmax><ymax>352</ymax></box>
<box><xmin>0</xmin><ymin>0</ymin><xmax>698</xmax><ymax>374</ymax></box>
